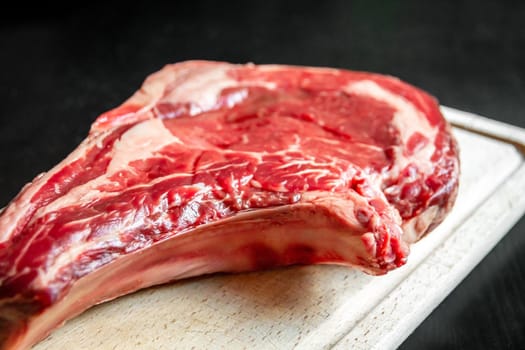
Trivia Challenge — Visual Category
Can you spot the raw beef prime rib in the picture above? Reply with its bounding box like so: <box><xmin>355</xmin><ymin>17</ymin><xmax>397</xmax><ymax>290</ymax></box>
<box><xmin>0</xmin><ymin>61</ymin><xmax>459</xmax><ymax>349</ymax></box>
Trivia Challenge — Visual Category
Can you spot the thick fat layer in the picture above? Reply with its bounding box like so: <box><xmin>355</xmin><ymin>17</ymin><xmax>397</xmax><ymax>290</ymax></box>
<box><xmin>344</xmin><ymin>80</ymin><xmax>437</xmax><ymax>173</ymax></box>
<box><xmin>0</xmin><ymin>61</ymin><xmax>459</xmax><ymax>349</ymax></box>
<box><xmin>31</xmin><ymin>119</ymin><xmax>178</xmax><ymax>218</ymax></box>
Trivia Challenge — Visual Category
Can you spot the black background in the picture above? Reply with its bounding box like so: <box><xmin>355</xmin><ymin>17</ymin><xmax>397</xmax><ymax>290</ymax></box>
<box><xmin>1</xmin><ymin>1</ymin><xmax>524</xmax><ymax>348</ymax></box>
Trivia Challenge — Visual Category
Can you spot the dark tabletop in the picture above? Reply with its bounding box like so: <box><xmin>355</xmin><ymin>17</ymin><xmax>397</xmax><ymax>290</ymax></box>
<box><xmin>1</xmin><ymin>1</ymin><xmax>524</xmax><ymax>348</ymax></box>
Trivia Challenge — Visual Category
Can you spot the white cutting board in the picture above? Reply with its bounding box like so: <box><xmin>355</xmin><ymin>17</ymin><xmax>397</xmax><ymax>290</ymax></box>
<box><xmin>34</xmin><ymin>107</ymin><xmax>525</xmax><ymax>350</ymax></box>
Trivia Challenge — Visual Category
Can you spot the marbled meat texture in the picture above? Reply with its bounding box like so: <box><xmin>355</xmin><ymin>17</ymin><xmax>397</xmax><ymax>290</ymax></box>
<box><xmin>0</xmin><ymin>61</ymin><xmax>459</xmax><ymax>349</ymax></box>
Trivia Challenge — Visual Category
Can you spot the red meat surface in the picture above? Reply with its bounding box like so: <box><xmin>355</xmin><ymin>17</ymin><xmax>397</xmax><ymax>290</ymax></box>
<box><xmin>0</xmin><ymin>61</ymin><xmax>459</xmax><ymax>349</ymax></box>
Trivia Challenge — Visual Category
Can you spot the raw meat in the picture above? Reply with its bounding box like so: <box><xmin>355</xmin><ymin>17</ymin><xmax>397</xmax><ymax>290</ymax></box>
<box><xmin>0</xmin><ymin>61</ymin><xmax>459</xmax><ymax>349</ymax></box>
